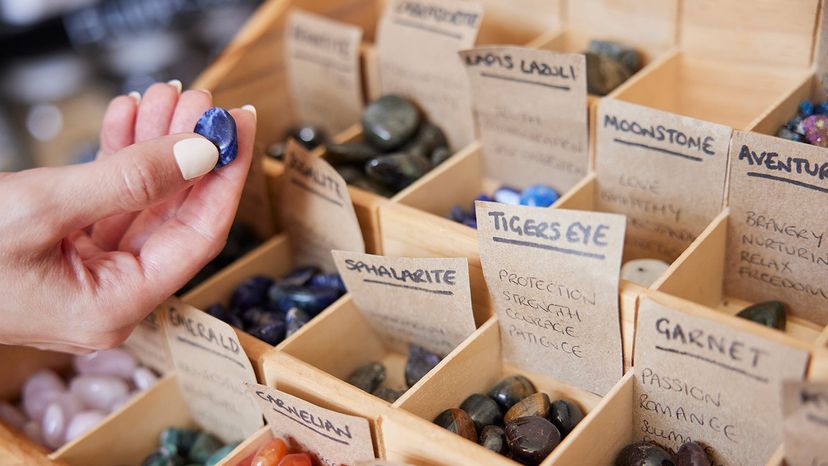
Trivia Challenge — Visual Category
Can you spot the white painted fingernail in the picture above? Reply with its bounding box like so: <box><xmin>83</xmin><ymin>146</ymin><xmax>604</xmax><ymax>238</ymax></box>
<box><xmin>173</xmin><ymin>137</ymin><xmax>218</xmax><ymax>180</ymax></box>
<box><xmin>128</xmin><ymin>91</ymin><xmax>141</xmax><ymax>104</ymax></box>
<box><xmin>242</xmin><ymin>104</ymin><xmax>257</xmax><ymax>118</ymax></box>
<box><xmin>167</xmin><ymin>79</ymin><xmax>183</xmax><ymax>93</ymax></box>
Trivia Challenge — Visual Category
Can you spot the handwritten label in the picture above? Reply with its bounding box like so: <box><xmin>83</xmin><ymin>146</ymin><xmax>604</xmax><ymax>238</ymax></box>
<box><xmin>286</xmin><ymin>10</ymin><xmax>364</xmax><ymax>134</ymax></box>
<box><xmin>595</xmin><ymin>99</ymin><xmax>731</xmax><ymax>262</ymax></box>
<box><xmin>164</xmin><ymin>298</ymin><xmax>263</xmax><ymax>442</ymax></box>
<box><xmin>815</xmin><ymin>5</ymin><xmax>828</xmax><ymax>98</ymax></box>
<box><xmin>783</xmin><ymin>380</ymin><xmax>828</xmax><ymax>466</ymax></box>
<box><xmin>459</xmin><ymin>46</ymin><xmax>587</xmax><ymax>190</ymax></box>
<box><xmin>124</xmin><ymin>308</ymin><xmax>173</xmax><ymax>374</ymax></box>
<box><xmin>724</xmin><ymin>131</ymin><xmax>828</xmax><ymax>325</ymax></box>
<box><xmin>634</xmin><ymin>297</ymin><xmax>808</xmax><ymax>465</ymax></box>
<box><xmin>280</xmin><ymin>142</ymin><xmax>365</xmax><ymax>273</ymax></box>
<box><xmin>476</xmin><ymin>203</ymin><xmax>625</xmax><ymax>395</ymax></box>
<box><xmin>375</xmin><ymin>0</ymin><xmax>483</xmax><ymax>150</ymax></box>
<box><xmin>246</xmin><ymin>384</ymin><xmax>374</xmax><ymax>466</ymax></box>
<box><xmin>332</xmin><ymin>251</ymin><xmax>476</xmax><ymax>356</ymax></box>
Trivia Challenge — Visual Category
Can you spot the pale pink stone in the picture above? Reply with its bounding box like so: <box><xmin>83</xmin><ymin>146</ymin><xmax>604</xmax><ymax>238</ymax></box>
<box><xmin>0</xmin><ymin>402</ymin><xmax>27</xmax><ymax>430</ymax></box>
<box><xmin>23</xmin><ymin>420</ymin><xmax>45</xmax><ymax>447</ymax></box>
<box><xmin>69</xmin><ymin>375</ymin><xmax>129</xmax><ymax>411</ymax></box>
<box><xmin>73</xmin><ymin>348</ymin><xmax>137</xmax><ymax>380</ymax></box>
<box><xmin>41</xmin><ymin>394</ymin><xmax>83</xmax><ymax>449</ymax></box>
<box><xmin>131</xmin><ymin>367</ymin><xmax>158</xmax><ymax>391</ymax></box>
<box><xmin>23</xmin><ymin>387</ymin><xmax>63</xmax><ymax>422</ymax></box>
<box><xmin>22</xmin><ymin>370</ymin><xmax>65</xmax><ymax>401</ymax></box>
<box><xmin>64</xmin><ymin>410</ymin><xmax>105</xmax><ymax>443</ymax></box>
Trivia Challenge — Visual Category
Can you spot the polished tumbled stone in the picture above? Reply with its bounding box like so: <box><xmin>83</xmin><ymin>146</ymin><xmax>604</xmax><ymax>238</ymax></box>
<box><xmin>402</xmin><ymin>121</ymin><xmax>448</xmax><ymax>158</ymax></box>
<box><xmin>614</xmin><ymin>441</ymin><xmax>675</xmax><ymax>466</ymax></box>
<box><xmin>505</xmin><ymin>415</ymin><xmax>560</xmax><ymax>465</ymax></box>
<box><xmin>230</xmin><ymin>276</ymin><xmax>273</xmax><ymax>310</ymax></box>
<box><xmin>804</xmin><ymin>115</ymin><xmax>828</xmax><ymax>147</ymax></box>
<box><xmin>361</xmin><ymin>95</ymin><xmax>421</xmax><ymax>151</ymax></box>
<box><xmin>676</xmin><ymin>441</ymin><xmax>711</xmax><ymax>466</ymax></box>
<box><xmin>160</xmin><ymin>427</ymin><xmax>199</xmax><ymax>458</ymax></box>
<box><xmin>194</xmin><ymin>107</ymin><xmax>238</xmax><ymax>168</ymax></box>
<box><xmin>460</xmin><ymin>394</ymin><xmax>503</xmax><ymax>431</ymax></box>
<box><xmin>548</xmin><ymin>399</ymin><xmax>584</xmax><ymax>437</ymax></box>
<box><xmin>504</xmin><ymin>393</ymin><xmax>551</xmax><ymax>425</ymax></box>
<box><xmin>479</xmin><ymin>424</ymin><xmax>509</xmax><ymax>455</ymax></box>
<box><xmin>326</xmin><ymin>142</ymin><xmax>381</xmax><ymax>164</ymax></box>
<box><xmin>288</xmin><ymin>126</ymin><xmax>326</xmax><ymax>150</ymax></box>
<box><xmin>285</xmin><ymin>307</ymin><xmax>310</xmax><ymax>338</ymax></box>
<box><xmin>519</xmin><ymin>184</ymin><xmax>560</xmax><ymax>207</ymax></box>
<box><xmin>433</xmin><ymin>408</ymin><xmax>477</xmax><ymax>442</ymax></box>
<box><xmin>347</xmin><ymin>362</ymin><xmax>386</xmax><ymax>393</ymax></box>
<box><xmin>404</xmin><ymin>344</ymin><xmax>442</xmax><ymax>387</ymax></box>
<box><xmin>188</xmin><ymin>431</ymin><xmax>223</xmax><ymax>464</ymax></box>
<box><xmin>494</xmin><ymin>186</ymin><xmax>521</xmax><ymax>205</ymax></box>
<box><xmin>736</xmin><ymin>301</ymin><xmax>787</xmax><ymax>330</ymax></box>
<box><xmin>365</xmin><ymin>152</ymin><xmax>431</xmax><ymax>191</ymax></box>
<box><xmin>488</xmin><ymin>375</ymin><xmax>537</xmax><ymax>412</ymax></box>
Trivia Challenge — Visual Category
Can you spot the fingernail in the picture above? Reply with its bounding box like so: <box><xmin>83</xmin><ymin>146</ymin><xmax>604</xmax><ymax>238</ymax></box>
<box><xmin>242</xmin><ymin>104</ymin><xmax>257</xmax><ymax>119</ymax></box>
<box><xmin>167</xmin><ymin>79</ymin><xmax>183</xmax><ymax>93</ymax></box>
<box><xmin>128</xmin><ymin>91</ymin><xmax>141</xmax><ymax>104</ymax></box>
<box><xmin>173</xmin><ymin>137</ymin><xmax>219</xmax><ymax>180</ymax></box>
<box><xmin>198</xmin><ymin>88</ymin><xmax>212</xmax><ymax>98</ymax></box>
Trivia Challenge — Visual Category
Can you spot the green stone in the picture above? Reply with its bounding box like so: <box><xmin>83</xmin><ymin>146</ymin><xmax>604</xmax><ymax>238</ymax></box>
<box><xmin>160</xmin><ymin>427</ymin><xmax>199</xmax><ymax>457</ymax></box>
<box><xmin>204</xmin><ymin>441</ymin><xmax>241</xmax><ymax>466</ymax></box>
<box><xmin>140</xmin><ymin>446</ymin><xmax>185</xmax><ymax>466</ymax></box>
<box><xmin>188</xmin><ymin>432</ymin><xmax>223</xmax><ymax>464</ymax></box>
<box><xmin>736</xmin><ymin>301</ymin><xmax>787</xmax><ymax>330</ymax></box>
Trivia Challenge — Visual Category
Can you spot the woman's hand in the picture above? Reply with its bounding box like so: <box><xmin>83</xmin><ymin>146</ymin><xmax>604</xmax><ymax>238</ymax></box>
<box><xmin>0</xmin><ymin>81</ymin><xmax>256</xmax><ymax>353</ymax></box>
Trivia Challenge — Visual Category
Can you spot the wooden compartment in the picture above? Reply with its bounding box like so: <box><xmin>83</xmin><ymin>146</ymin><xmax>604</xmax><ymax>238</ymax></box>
<box><xmin>181</xmin><ymin>234</ymin><xmax>349</xmax><ymax>378</ymax></box>
<box><xmin>612</xmin><ymin>0</ymin><xmax>818</xmax><ymax>131</ymax></box>
<box><xmin>750</xmin><ymin>73</ymin><xmax>821</xmax><ymax>137</ymax></box>
<box><xmin>655</xmin><ymin>210</ymin><xmax>825</xmax><ymax>347</ymax></box>
<box><xmin>262</xmin><ymin>295</ymin><xmax>487</xmax><ymax>430</ymax></box>
<box><xmin>382</xmin><ymin>317</ymin><xmax>613</xmax><ymax>466</ymax></box>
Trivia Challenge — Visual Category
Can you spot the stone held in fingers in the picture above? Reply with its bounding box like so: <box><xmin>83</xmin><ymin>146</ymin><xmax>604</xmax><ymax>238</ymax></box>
<box><xmin>194</xmin><ymin>106</ymin><xmax>239</xmax><ymax>168</ymax></box>
<box><xmin>433</xmin><ymin>408</ymin><xmax>477</xmax><ymax>442</ymax></box>
<box><xmin>361</xmin><ymin>95</ymin><xmax>421</xmax><ymax>151</ymax></box>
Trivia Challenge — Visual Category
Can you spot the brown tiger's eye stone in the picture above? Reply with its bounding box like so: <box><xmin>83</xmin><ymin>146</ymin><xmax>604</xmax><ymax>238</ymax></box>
<box><xmin>488</xmin><ymin>375</ymin><xmax>537</xmax><ymax>412</ymax></box>
<box><xmin>505</xmin><ymin>415</ymin><xmax>560</xmax><ymax>465</ymax></box>
<box><xmin>433</xmin><ymin>408</ymin><xmax>477</xmax><ymax>442</ymax></box>
<box><xmin>479</xmin><ymin>425</ymin><xmax>509</xmax><ymax>456</ymax></box>
<box><xmin>459</xmin><ymin>394</ymin><xmax>502</xmax><ymax>431</ymax></box>
<box><xmin>504</xmin><ymin>393</ymin><xmax>550</xmax><ymax>424</ymax></box>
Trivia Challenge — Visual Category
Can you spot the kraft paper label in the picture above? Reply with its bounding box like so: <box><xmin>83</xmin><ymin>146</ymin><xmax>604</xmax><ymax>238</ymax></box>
<box><xmin>782</xmin><ymin>380</ymin><xmax>828</xmax><ymax>466</ymax></box>
<box><xmin>124</xmin><ymin>308</ymin><xmax>173</xmax><ymax>374</ymax></box>
<box><xmin>164</xmin><ymin>298</ymin><xmax>263</xmax><ymax>443</ymax></box>
<box><xmin>595</xmin><ymin>99</ymin><xmax>731</xmax><ymax>262</ymax></box>
<box><xmin>247</xmin><ymin>384</ymin><xmax>374</xmax><ymax>466</ymax></box>
<box><xmin>815</xmin><ymin>4</ymin><xmax>828</xmax><ymax>99</ymax></box>
<box><xmin>634</xmin><ymin>297</ymin><xmax>809</xmax><ymax>465</ymax></box>
<box><xmin>460</xmin><ymin>46</ymin><xmax>588</xmax><ymax>191</ymax></box>
<box><xmin>280</xmin><ymin>142</ymin><xmax>365</xmax><ymax>273</ymax></box>
<box><xmin>286</xmin><ymin>10</ymin><xmax>364</xmax><ymax>134</ymax></box>
<box><xmin>332</xmin><ymin>251</ymin><xmax>477</xmax><ymax>355</ymax></box>
<box><xmin>375</xmin><ymin>0</ymin><xmax>483</xmax><ymax>150</ymax></box>
<box><xmin>475</xmin><ymin>203</ymin><xmax>625</xmax><ymax>395</ymax></box>
<box><xmin>724</xmin><ymin>131</ymin><xmax>828</xmax><ymax>325</ymax></box>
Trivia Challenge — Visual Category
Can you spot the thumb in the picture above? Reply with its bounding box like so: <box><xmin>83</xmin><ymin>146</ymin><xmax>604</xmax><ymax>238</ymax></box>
<box><xmin>49</xmin><ymin>133</ymin><xmax>219</xmax><ymax>237</ymax></box>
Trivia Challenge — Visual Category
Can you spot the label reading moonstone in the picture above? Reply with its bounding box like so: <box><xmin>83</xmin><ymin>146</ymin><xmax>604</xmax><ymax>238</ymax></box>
<box><xmin>634</xmin><ymin>297</ymin><xmax>809</xmax><ymax>465</ymax></box>
<box><xmin>595</xmin><ymin>99</ymin><xmax>731</xmax><ymax>263</ymax></box>
<box><xmin>332</xmin><ymin>251</ymin><xmax>477</xmax><ymax>355</ymax></box>
<box><xmin>475</xmin><ymin>202</ymin><xmax>625</xmax><ymax>395</ymax></box>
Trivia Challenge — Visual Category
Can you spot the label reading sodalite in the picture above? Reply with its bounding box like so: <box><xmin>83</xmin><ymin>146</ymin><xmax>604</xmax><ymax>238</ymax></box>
<box><xmin>476</xmin><ymin>202</ymin><xmax>625</xmax><ymax>396</ymax></box>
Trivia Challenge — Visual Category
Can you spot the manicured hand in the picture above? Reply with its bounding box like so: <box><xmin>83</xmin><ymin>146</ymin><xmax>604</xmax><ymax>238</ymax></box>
<box><xmin>0</xmin><ymin>80</ymin><xmax>257</xmax><ymax>354</ymax></box>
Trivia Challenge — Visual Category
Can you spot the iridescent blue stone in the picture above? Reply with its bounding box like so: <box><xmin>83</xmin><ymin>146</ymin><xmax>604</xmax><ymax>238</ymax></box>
<box><xmin>494</xmin><ymin>186</ymin><xmax>521</xmax><ymax>205</ymax></box>
<box><xmin>285</xmin><ymin>308</ymin><xmax>310</xmax><ymax>337</ymax></box>
<box><xmin>240</xmin><ymin>306</ymin><xmax>284</xmax><ymax>329</ymax></box>
<box><xmin>519</xmin><ymin>184</ymin><xmax>560</xmax><ymax>207</ymax></box>
<box><xmin>230</xmin><ymin>276</ymin><xmax>273</xmax><ymax>311</ymax></box>
<box><xmin>268</xmin><ymin>284</ymin><xmax>340</xmax><ymax>315</ymax></box>
<box><xmin>194</xmin><ymin>107</ymin><xmax>238</xmax><ymax>168</ymax></box>
<box><xmin>404</xmin><ymin>344</ymin><xmax>442</xmax><ymax>387</ymax></box>
<box><xmin>277</xmin><ymin>266</ymin><xmax>319</xmax><ymax>287</ymax></box>
<box><xmin>799</xmin><ymin>99</ymin><xmax>815</xmax><ymax>117</ymax></box>
<box><xmin>309</xmin><ymin>273</ymin><xmax>346</xmax><ymax>293</ymax></box>
<box><xmin>248</xmin><ymin>319</ymin><xmax>286</xmax><ymax>345</ymax></box>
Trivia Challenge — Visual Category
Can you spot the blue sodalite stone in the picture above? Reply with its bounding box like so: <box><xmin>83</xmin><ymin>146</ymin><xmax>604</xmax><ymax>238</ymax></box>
<box><xmin>206</xmin><ymin>303</ymin><xmax>243</xmax><ymax>329</ymax></box>
<box><xmin>277</xmin><ymin>265</ymin><xmax>318</xmax><ymax>287</ymax></box>
<box><xmin>519</xmin><ymin>184</ymin><xmax>560</xmax><ymax>207</ymax></box>
<box><xmin>248</xmin><ymin>319</ymin><xmax>286</xmax><ymax>345</ymax></box>
<box><xmin>450</xmin><ymin>206</ymin><xmax>466</xmax><ymax>223</ymax></box>
<box><xmin>286</xmin><ymin>308</ymin><xmax>310</xmax><ymax>337</ymax></box>
<box><xmin>462</xmin><ymin>217</ymin><xmax>478</xmax><ymax>229</ymax></box>
<box><xmin>817</xmin><ymin>102</ymin><xmax>828</xmax><ymax>115</ymax></box>
<box><xmin>799</xmin><ymin>99</ymin><xmax>815</xmax><ymax>117</ymax></box>
<box><xmin>475</xmin><ymin>194</ymin><xmax>495</xmax><ymax>203</ymax></box>
<box><xmin>194</xmin><ymin>107</ymin><xmax>238</xmax><ymax>168</ymax></box>
<box><xmin>493</xmin><ymin>186</ymin><xmax>521</xmax><ymax>205</ymax></box>
<box><xmin>229</xmin><ymin>276</ymin><xmax>273</xmax><ymax>310</ymax></box>
<box><xmin>308</xmin><ymin>273</ymin><xmax>346</xmax><ymax>293</ymax></box>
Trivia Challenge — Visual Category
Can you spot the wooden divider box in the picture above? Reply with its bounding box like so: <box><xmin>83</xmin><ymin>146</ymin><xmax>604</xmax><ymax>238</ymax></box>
<box><xmin>380</xmin><ymin>318</ymin><xmax>610</xmax><ymax>466</ymax></box>
<box><xmin>612</xmin><ymin>0</ymin><xmax>818</xmax><ymax>132</ymax></box>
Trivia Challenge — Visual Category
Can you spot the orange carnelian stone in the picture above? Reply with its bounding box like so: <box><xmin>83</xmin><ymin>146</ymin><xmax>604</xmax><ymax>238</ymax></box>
<box><xmin>235</xmin><ymin>453</ymin><xmax>255</xmax><ymax>466</ymax></box>
<box><xmin>250</xmin><ymin>438</ymin><xmax>289</xmax><ymax>466</ymax></box>
<box><xmin>277</xmin><ymin>453</ymin><xmax>312</xmax><ymax>466</ymax></box>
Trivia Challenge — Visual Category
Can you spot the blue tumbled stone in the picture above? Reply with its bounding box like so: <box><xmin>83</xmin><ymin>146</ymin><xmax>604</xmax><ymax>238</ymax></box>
<box><xmin>287</xmin><ymin>286</ymin><xmax>341</xmax><ymax>315</ymax></box>
<box><xmin>205</xmin><ymin>303</ymin><xmax>243</xmax><ymax>329</ymax></box>
<box><xmin>450</xmin><ymin>206</ymin><xmax>467</xmax><ymax>223</ymax></box>
<box><xmin>494</xmin><ymin>186</ymin><xmax>521</xmax><ymax>205</ymax></box>
<box><xmin>777</xmin><ymin>127</ymin><xmax>804</xmax><ymax>142</ymax></box>
<box><xmin>194</xmin><ymin>107</ymin><xmax>238</xmax><ymax>168</ymax></box>
<box><xmin>248</xmin><ymin>319</ymin><xmax>286</xmax><ymax>345</ymax></box>
<box><xmin>308</xmin><ymin>273</ymin><xmax>347</xmax><ymax>293</ymax></box>
<box><xmin>519</xmin><ymin>184</ymin><xmax>560</xmax><ymax>207</ymax></box>
<box><xmin>475</xmin><ymin>194</ymin><xmax>495</xmax><ymax>203</ymax></box>
<box><xmin>277</xmin><ymin>266</ymin><xmax>319</xmax><ymax>287</ymax></box>
<box><xmin>799</xmin><ymin>99</ymin><xmax>815</xmax><ymax>117</ymax></box>
<box><xmin>462</xmin><ymin>217</ymin><xmax>478</xmax><ymax>229</ymax></box>
<box><xmin>816</xmin><ymin>102</ymin><xmax>828</xmax><ymax>115</ymax></box>
<box><xmin>230</xmin><ymin>275</ymin><xmax>274</xmax><ymax>311</ymax></box>
<box><xmin>787</xmin><ymin>115</ymin><xmax>806</xmax><ymax>135</ymax></box>
<box><xmin>286</xmin><ymin>307</ymin><xmax>310</xmax><ymax>337</ymax></box>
